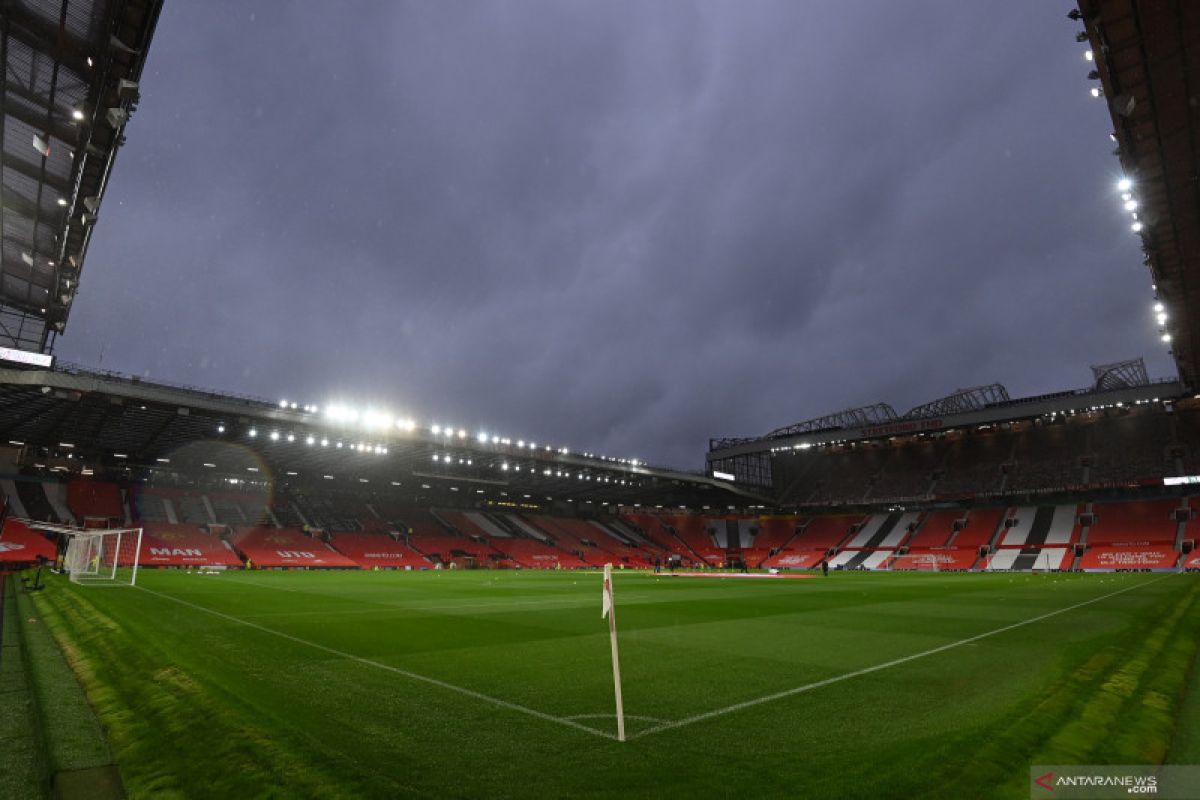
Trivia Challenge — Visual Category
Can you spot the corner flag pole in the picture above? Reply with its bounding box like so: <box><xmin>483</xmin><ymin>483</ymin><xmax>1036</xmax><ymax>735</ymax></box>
<box><xmin>601</xmin><ymin>563</ymin><xmax>626</xmax><ymax>742</ymax></box>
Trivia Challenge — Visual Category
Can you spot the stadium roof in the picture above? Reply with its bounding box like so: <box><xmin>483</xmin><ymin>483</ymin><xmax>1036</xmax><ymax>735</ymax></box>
<box><xmin>0</xmin><ymin>363</ymin><xmax>770</xmax><ymax>510</ymax></box>
<box><xmin>0</xmin><ymin>0</ymin><xmax>161</xmax><ymax>353</ymax></box>
<box><xmin>1077</xmin><ymin>0</ymin><xmax>1200</xmax><ymax>390</ymax></box>
<box><xmin>707</xmin><ymin>363</ymin><xmax>1183</xmax><ymax>465</ymax></box>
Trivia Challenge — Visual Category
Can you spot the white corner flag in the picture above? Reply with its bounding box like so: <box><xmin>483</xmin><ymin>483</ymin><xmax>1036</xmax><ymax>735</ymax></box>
<box><xmin>602</xmin><ymin>563</ymin><xmax>626</xmax><ymax>741</ymax></box>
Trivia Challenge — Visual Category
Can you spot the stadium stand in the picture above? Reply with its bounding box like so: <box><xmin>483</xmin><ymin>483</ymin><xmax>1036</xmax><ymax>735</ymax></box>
<box><xmin>328</xmin><ymin>532</ymin><xmax>430</xmax><ymax>569</ymax></box>
<box><xmin>906</xmin><ymin>510</ymin><xmax>964</xmax><ymax>548</ymax></box>
<box><xmin>229</xmin><ymin>527</ymin><xmax>358</xmax><ymax>568</ymax></box>
<box><xmin>1085</xmin><ymin>499</ymin><xmax>1180</xmax><ymax>546</ymax></box>
<box><xmin>868</xmin><ymin>442</ymin><xmax>940</xmax><ymax>500</ymax></box>
<box><xmin>67</xmin><ymin>479</ymin><xmax>123</xmax><ymax>523</ymax></box>
<box><xmin>949</xmin><ymin>507</ymin><xmax>1007</xmax><ymax>549</ymax></box>
<box><xmin>137</xmin><ymin>524</ymin><xmax>242</xmax><ymax>567</ymax></box>
<box><xmin>11</xmin><ymin>480</ymin><xmax>62</xmax><ymax>523</ymax></box>
<box><xmin>0</xmin><ymin>518</ymin><xmax>56</xmax><ymax>566</ymax></box>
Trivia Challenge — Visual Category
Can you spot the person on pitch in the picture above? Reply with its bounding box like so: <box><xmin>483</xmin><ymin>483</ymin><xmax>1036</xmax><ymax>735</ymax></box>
<box><xmin>820</xmin><ymin>558</ymin><xmax>829</xmax><ymax>577</ymax></box>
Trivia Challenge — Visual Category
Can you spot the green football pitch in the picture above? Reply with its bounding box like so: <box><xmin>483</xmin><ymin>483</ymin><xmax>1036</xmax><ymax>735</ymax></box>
<box><xmin>20</xmin><ymin>569</ymin><xmax>1200</xmax><ymax>798</ymax></box>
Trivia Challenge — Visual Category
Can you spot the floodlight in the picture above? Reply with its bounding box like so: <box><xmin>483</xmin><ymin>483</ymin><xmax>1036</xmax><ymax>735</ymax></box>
<box><xmin>1089</xmin><ymin>87</ymin><xmax>1101</xmax><ymax>98</ymax></box>
<box><xmin>1131</xmin><ymin>221</ymin><xmax>1144</xmax><ymax>233</ymax></box>
<box><xmin>306</xmin><ymin>436</ymin><xmax>315</xmax><ymax>445</ymax></box>
<box><xmin>1084</xmin><ymin>50</ymin><xmax>1093</xmax><ymax>61</ymax></box>
<box><xmin>478</xmin><ymin>432</ymin><xmax>489</xmax><ymax>443</ymax></box>
<box><xmin>269</xmin><ymin>431</ymin><xmax>280</xmax><ymax>441</ymax></box>
<box><xmin>280</xmin><ymin>399</ymin><xmax>288</xmax><ymax>408</ymax></box>
<box><xmin>248</xmin><ymin>428</ymin><xmax>257</xmax><ymax>437</ymax></box>
<box><xmin>1124</xmin><ymin>199</ymin><xmax>1137</xmax><ymax>211</ymax></box>
<box><xmin>72</xmin><ymin>108</ymin><xmax>85</xmax><ymax>121</ymax></box>
<box><xmin>1154</xmin><ymin>302</ymin><xmax>1164</xmax><ymax>313</ymax></box>
<box><xmin>1117</xmin><ymin>177</ymin><xmax>1133</xmax><ymax>192</ymax></box>
<box><xmin>1162</xmin><ymin>333</ymin><xmax>1172</xmax><ymax>343</ymax></box>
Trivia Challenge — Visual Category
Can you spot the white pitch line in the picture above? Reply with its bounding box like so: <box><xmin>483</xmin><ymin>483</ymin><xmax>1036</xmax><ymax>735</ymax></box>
<box><xmin>136</xmin><ymin>586</ymin><xmax>617</xmax><ymax>741</ymax></box>
<box><xmin>630</xmin><ymin>574</ymin><xmax>1173</xmax><ymax>739</ymax></box>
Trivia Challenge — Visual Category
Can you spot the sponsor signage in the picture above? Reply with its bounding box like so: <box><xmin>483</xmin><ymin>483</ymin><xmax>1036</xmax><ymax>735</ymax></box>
<box><xmin>0</xmin><ymin>346</ymin><xmax>52</xmax><ymax>368</ymax></box>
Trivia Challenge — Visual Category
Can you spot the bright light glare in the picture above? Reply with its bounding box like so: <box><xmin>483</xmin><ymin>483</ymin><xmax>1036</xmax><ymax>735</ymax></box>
<box><xmin>1084</xmin><ymin>50</ymin><xmax>1093</xmax><ymax>61</ymax></box>
<box><xmin>1154</xmin><ymin>303</ymin><xmax>1164</xmax><ymax>313</ymax></box>
<box><xmin>1124</xmin><ymin>199</ymin><xmax>1138</xmax><ymax>212</ymax></box>
<box><xmin>1118</xmin><ymin>177</ymin><xmax>1133</xmax><ymax>192</ymax></box>
<box><xmin>362</xmin><ymin>410</ymin><xmax>393</xmax><ymax>430</ymax></box>
<box><xmin>1132</xmin><ymin>221</ymin><xmax>1144</xmax><ymax>233</ymax></box>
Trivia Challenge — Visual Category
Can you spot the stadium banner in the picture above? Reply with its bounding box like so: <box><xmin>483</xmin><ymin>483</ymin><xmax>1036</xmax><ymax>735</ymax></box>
<box><xmin>1030</xmin><ymin>765</ymin><xmax>1200</xmax><ymax>798</ymax></box>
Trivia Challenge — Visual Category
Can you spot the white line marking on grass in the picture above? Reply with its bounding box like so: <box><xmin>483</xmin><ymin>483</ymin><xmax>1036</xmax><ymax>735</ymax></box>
<box><xmin>136</xmin><ymin>586</ymin><xmax>618</xmax><ymax>741</ymax></box>
<box><xmin>564</xmin><ymin>714</ymin><xmax>667</xmax><ymax>724</ymax></box>
<box><xmin>631</xmin><ymin>574</ymin><xmax>1173</xmax><ymax>740</ymax></box>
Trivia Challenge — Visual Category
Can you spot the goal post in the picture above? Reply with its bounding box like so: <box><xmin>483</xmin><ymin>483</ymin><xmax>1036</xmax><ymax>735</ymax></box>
<box><xmin>911</xmin><ymin>554</ymin><xmax>941</xmax><ymax>573</ymax></box>
<box><xmin>27</xmin><ymin>521</ymin><xmax>144</xmax><ymax>586</ymax></box>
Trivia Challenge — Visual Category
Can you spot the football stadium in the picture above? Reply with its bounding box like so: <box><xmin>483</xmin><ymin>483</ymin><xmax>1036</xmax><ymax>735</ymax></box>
<box><xmin>1</xmin><ymin>2</ymin><xmax>1199</xmax><ymax>798</ymax></box>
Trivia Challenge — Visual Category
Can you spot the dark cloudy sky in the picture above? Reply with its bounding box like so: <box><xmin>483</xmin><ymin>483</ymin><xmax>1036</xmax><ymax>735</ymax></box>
<box><xmin>58</xmin><ymin>1</ymin><xmax>1172</xmax><ymax>469</ymax></box>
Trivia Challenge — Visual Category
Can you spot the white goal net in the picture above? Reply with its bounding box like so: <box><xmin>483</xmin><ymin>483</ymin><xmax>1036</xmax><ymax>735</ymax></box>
<box><xmin>56</xmin><ymin>526</ymin><xmax>144</xmax><ymax>586</ymax></box>
<box><xmin>909</xmin><ymin>555</ymin><xmax>942</xmax><ymax>573</ymax></box>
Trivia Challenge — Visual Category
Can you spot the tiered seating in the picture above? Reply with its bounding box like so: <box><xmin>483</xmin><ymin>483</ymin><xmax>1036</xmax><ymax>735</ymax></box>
<box><xmin>532</xmin><ymin>516</ymin><xmax>641</xmax><ymax>566</ymax></box>
<box><xmin>1079</xmin><ymin>546</ymin><xmax>1178</xmax><ymax>570</ymax></box>
<box><xmin>889</xmin><ymin>548</ymin><xmax>979</xmax><ymax>571</ymax></box>
<box><xmin>407</xmin><ymin>535</ymin><xmax>495</xmax><ymax>563</ymax></box>
<box><xmin>1078</xmin><ymin>499</ymin><xmax>1181</xmax><ymax>571</ymax></box>
<box><xmin>131</xmin><ymin>487</ymin><xmax>174</xmax><ymax>523</ymax></box>
<box><xmin>1088</xmin><ymin>412</ymin><xmax>1173</xmax><ymax>483</ymax></box>
<box><xmin>435</xmin><ymin>510</ymin><xmax>495</xmax><ymax>538</ymax></box>
<box><xmin>178</xmin><ymin>492</ymin><xmax>216</xmax><ymax>524</ymax></box>
<box><xmin>328</xmin><ymin>532</ymin><xmax>430</xmax><ymax>568</ymax></box>
<box><xmin>1086</xmin><ymin>500</ymin><xmax>1179</xmax><ymax>546</ymax></box>
<box><xmin>983</xmin><ymin>547</ymin><xmax>1071</xmax><ymax>571</ymax></box>
<box><xmin>392</xmin><ymin>506</ymin><xmax>454</xmax><ymax>538</ymax></box>
<box><xmin>933</xmin><ymin>433</ymin><xmax>1008</xmax><ymax>498</ymax></box>
<box><xmin>491</xmin><ymin>537</ymin><xmax>586</xmax><ymax>568</ymax></box>
<box><xmin>620</xmin><ymin>513</ymin><xmax>679</xmax><ymax>553</ymax></box>
<box><xmin>657</xmin><ymin>514</ymin><xmax>724</xmax><ymax>564</ymax></box>
<box><xmin>1007</xmin><ymin>422</ymin><xmax>1085</xmax><ymax>492</ymax></box>
<box><xmin>137</xmin><ymin>524</ymin><xmax>241</xmax><ymax>567</ymax></box>
<box><xmin>761</xmin><ymin>550</ymin><xmax>823</xmax><ymax>569</ymax></box>
<box><xmin>761</xmin><ymin>514</ymin><xmax>859</xmax><ymax>569</ymax></box>
<box><xmin>208</xmin><ymin>493</ymin><xmax>245</xmax><ymax>524</ymax></box>
<box><xmin>741</xmin><ymin>517</ymin><xmax>801</xmax><ymax>567</ymax></box>
<box><xmin>1184</xmin><ymin>551</ymin><xmax>1200</xmax><ymax>570</ymax></box>
<box><xmin>869</xmin><ymin>442</ymin><xmax>940</xmax><ymax>500</ymax></box>
<box><xmin>230</xmin><ymin>527</ymin><xmax>358</xmax><ymax>568</ymax></box>
<box><xmin>906</xmin><ymin>510</ymin><xmax>963</xmax><ymax>548</ymax></box>
<box><xmin>0</xmin><ymin>518</ymin><xmax>56</xmax><ymax>565</ymax></box>
<box><xmin>67</xmin><ymin>479</ymin><xmax>123</xmax><ymax>522</ymax></box>
<box><xmin>950</xmin><ymin>508</ymin><xmax>1008</xmax><ymax>549</ymax></box>
<box><xmin>792</xmin><ymin>515</ymin><xmax>859</xmax><ymax>550</ymax></box>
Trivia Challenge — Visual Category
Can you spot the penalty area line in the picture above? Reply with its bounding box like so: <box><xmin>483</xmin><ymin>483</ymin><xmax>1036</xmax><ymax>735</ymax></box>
<box><xmin>631</xmin><ymin>574</ymin><xmax>1174</xmax><ymax>740</ymax></box>
<box><xmin>135</xmin><ymin>586</ymin><xmax>618</xmax><ymax>741</ymax></box>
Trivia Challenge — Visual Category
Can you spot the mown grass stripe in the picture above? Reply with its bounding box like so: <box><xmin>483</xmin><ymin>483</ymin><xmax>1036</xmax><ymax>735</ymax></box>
<box><xmin>135</xmin><ymin>585</ymin><xmax>618</xmax><ymax>741</ymax></box>
<box><xmin>632</xmin><ymin>574</ymin><xmax>1172</xmax><ymax>739</ymax></box>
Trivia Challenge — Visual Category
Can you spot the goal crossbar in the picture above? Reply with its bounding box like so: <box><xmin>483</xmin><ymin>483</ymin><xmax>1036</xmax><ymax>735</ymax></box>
<box><xmin>29</xmin><ymin>521</ymin><xmax>145</xmax><ymax>586</ymax></box>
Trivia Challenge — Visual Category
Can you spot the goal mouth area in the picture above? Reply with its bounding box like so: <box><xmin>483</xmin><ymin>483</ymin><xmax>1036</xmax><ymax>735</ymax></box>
<box><xmin>28</xmin><ymin>522</ymin><xmax>146</xmax><ymax>587</ymax></box>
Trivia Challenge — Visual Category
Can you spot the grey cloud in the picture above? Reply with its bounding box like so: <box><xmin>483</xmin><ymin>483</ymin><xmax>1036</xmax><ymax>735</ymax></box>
<box><xmin>60</xmin><ymin>1</ymin><xmax>1173</xmax><ymax>470</ymax></box>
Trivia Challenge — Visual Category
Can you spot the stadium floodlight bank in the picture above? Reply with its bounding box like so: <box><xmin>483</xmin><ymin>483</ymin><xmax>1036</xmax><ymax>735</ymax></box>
<box><xmin>50</xmin><ymin>524</ymin><xmax>145</xmax><ymax>586</ymax></box>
